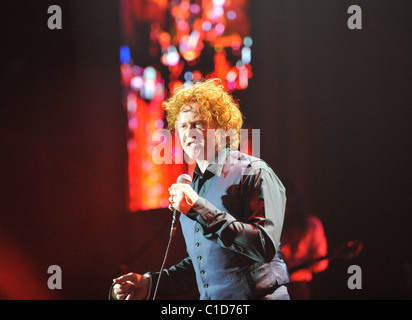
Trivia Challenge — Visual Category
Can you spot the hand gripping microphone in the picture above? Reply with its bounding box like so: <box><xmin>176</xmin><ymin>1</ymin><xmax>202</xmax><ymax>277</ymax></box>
<box><xmin>153</xmin><ymin>173</ymin><xmax>192</xmax><ymax>300</ymax></box>
<box><xmin>170</xmin><ymin>173</ymin><xmax>192</xmax><ymax>237</ymax></box>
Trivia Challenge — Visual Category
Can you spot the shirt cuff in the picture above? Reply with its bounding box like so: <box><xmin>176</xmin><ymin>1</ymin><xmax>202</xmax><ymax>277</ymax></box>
<box><xmin>187</xmin><ymin>197</ymin><xmax>236</xmax><ymax>228</ymax></box>
<box><xmin>187</xmin><ymin>197</ymin><xmax>216</xmax><ymax>224</ymax></box>
<box><xmin>143</xmin><ymin>272</ymin><xmax>152</xmax><ymax>300</ymax></box>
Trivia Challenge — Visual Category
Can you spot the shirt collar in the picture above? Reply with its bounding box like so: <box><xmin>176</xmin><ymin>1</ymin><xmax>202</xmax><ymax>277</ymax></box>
<box><xmin>193</xmin><ymin>147</ymin><xmax>230</xmax><ymax>178</ymax></box>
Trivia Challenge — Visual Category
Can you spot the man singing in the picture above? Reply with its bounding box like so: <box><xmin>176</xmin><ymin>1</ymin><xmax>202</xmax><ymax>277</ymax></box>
<box><xmin>113</xmin><ymin>79</ymin><xmax>290</xmax><ymax>300</ymax></box>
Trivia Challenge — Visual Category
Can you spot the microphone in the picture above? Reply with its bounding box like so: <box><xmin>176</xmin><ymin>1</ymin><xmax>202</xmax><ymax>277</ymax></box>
<box><xmin>177</xmin><ymin>173</ymin><xmax>192</xmax><ymax>185</ymax></box>
<box><xmin>170</xmin><ymin>174</ymin><xmax>192</xmax><ymax>237</ymax></box>
<box><xmin>153</xmin><ymin>173</ymin><xmax>192</xmax><ymax>300</ymax></box>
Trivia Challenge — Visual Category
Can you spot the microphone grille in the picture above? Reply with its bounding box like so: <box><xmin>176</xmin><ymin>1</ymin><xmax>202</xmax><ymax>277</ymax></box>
<box><xmin>177</xmin><ymin>173</ymin><xmax>192</xmax><ymax>184</ymax></box>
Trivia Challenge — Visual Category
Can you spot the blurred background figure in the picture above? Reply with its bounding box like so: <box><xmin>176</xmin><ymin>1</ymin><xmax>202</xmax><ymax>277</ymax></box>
<box><xmin>281</xmin><ymin>182</ymin><xmax>328</xmax><ymax>300</ymax></box>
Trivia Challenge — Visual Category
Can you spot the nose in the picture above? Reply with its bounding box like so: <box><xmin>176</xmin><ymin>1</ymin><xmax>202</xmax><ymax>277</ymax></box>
<box><xmin>184</xmin><ymin>129</ymin><xmax>195</xmax><ymax>142</ymax></box>
<box><xmin>184</xmin><ymin>128</ymin><xmax>203</xmax><ymax>144</ymax></box>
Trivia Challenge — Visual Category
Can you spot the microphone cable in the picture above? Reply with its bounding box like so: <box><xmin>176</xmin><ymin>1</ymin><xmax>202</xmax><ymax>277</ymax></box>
<box><xmin>152</xmin><ymin>210</ymin><xmax>179</xmax><ymax>300</ymax></box>
<box><xmin>108</xmin><ymin>212</ymin><xmax>177</xmax><ymax>301</ymax></box>
<box><xmin>109</xmin><ymin>173</ymin><xmax>192</xmax><ymax>300</ymax></box>
<box><xmin>152</xmin><ymin>174</ymin><xmax>191</xmax><ymax>300</ymax></box>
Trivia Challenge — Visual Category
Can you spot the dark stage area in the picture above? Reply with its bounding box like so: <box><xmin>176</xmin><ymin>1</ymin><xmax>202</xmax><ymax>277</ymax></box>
<box><xmin>1</xmin><ymin>1</ymin><xmax>411</xmax><ymax>299</ymax></box>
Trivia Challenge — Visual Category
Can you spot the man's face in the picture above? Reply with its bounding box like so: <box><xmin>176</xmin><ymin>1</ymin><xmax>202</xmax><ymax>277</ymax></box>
<box><xmin>176</xmin><ymin>102</ymin><xmax>220</xmax><ymax>161</ymax></box>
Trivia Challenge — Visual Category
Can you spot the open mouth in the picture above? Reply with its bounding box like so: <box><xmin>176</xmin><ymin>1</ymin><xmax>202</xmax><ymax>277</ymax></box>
<box><xmin>186</xmin><ymin>141</ymin><xmax>198</xmax><ymax>147</ymax></box>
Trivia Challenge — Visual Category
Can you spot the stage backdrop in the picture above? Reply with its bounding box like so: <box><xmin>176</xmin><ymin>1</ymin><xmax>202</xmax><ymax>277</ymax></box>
<box><xmin>1</xmin><ymin>0</ymin><xmax>411</xmax><ymax>299</ymax></box>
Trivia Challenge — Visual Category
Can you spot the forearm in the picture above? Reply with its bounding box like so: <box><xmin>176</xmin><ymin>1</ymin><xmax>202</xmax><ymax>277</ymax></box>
<box><xmin>187</xmin><ymin>197</ymin><xmax>276</xmax><ymax>263</ymax></box>
<box><xmin>148</xmin><ymin>256</ymin><xmax>197</xmax><ymax>298</ymax></box>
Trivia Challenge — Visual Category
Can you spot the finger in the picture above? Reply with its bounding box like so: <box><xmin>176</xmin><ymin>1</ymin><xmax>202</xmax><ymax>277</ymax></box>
<box><xmin>116</xmin><ymin>292</ymin><xmax>129</xmax><ymax>300</ymax></box>
<box><xmin>113</xmin><ymin>276</ymin><xmax>127</xmax><ymax>284</ymax></box>
<box><xmin>125</xmin><ymin>291</ymin><xmax>134</xmax><ymax>300</ymax></box>
<box><xmin>169</xmin><ymin>188</ymin><xmax>179</xmax><ymax>197</ymax></box>
<box><xmin>170</xmin><ymin>183</ymin><xmax>188</xmax><ymax>190</ymax></box>
<box><xmin>171</xmin><ymin>202</ymin><xmax>178</xmax><ymax>211</ymax></box>
<box><xmin>113</xmin><ymin>272</ymin><xmax>136</xmax><ymax>284</ymax></box>
<box><xmin>113</xmin><ymin>283</ymin><xmax>132</xmax><ymax>294</ymax></box>
<box><xmin>171</xmin><ymin>184</ymin><xmax>193</xmax><ymax>195</ymax></box>
<box><xmin>169</xmin><ymin>188</ymin><xmax>185</xmax><ymax>198</ymax></box>
<box><xmin>114</xmin><ymin>284</ymin><xmax>132</xmax><ymax>299</ymax></box>
<box><xmin>169</xmin><ymin>183</ymin><xmax>187</xmax><ymax>192</ymax></box>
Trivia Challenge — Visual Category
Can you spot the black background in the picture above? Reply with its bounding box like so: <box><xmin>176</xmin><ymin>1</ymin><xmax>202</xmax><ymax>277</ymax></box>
<box><xmin>1</xmin><ymin>0</ymin><xmax>411</xmax><ymax>299</ymax></box>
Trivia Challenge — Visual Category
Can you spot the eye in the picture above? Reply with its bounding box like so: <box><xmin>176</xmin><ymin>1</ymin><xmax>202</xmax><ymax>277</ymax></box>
<box><xmin>195</xmin><ymin>121</ymin><xmax>206</xmax><ymax>129</ymax></box>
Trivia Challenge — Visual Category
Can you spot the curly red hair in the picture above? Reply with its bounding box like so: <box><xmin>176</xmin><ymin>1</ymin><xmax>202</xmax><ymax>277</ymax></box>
<box><xmin>162</xmin><ymin>79</ymin><xmax>244</xmax><ymax>149</ymax></box>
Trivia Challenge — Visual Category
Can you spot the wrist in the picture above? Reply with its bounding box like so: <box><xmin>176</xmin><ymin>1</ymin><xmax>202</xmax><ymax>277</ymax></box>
<box><xmin>142</xmin><ymin>272</ymin><xmax>152</xmax><ymax>300</ymax></box>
